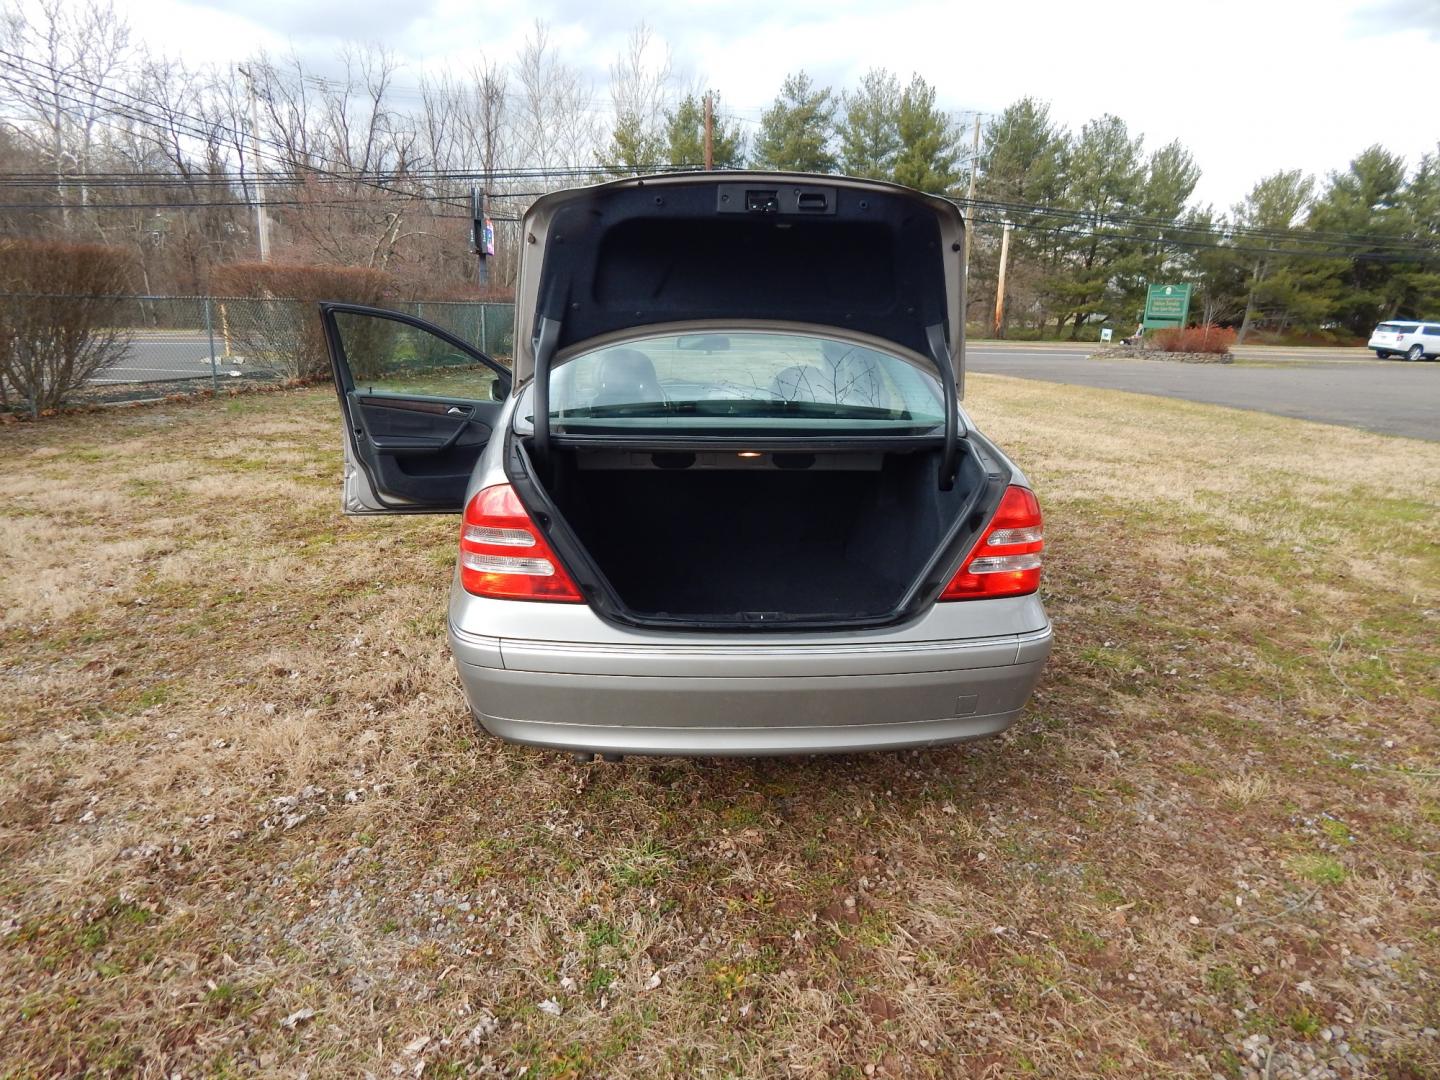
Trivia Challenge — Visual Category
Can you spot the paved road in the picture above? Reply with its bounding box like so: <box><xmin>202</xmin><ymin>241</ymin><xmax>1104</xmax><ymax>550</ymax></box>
<box><xmin>97</xmin><ymin>332</ymin><xmax>255</xmax><ymax>384</ymax></box>
<box><xmin>968</xmin><ymin>344</ymin><xmax>1439</xmax><ymax>441</ymax></box>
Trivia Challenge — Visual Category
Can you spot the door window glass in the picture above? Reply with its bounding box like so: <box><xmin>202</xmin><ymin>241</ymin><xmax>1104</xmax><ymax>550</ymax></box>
<box><xmin>335</xmin><ymin>312</ymin><xmax>504</xmax><ymax>401</ymax></box>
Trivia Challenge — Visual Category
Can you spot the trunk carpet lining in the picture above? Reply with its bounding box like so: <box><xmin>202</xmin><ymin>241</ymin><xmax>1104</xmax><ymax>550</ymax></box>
<box><xmin>550</xmin><ymin>462</ymin><xmax>955</xmax><ymax>620</ymax></box>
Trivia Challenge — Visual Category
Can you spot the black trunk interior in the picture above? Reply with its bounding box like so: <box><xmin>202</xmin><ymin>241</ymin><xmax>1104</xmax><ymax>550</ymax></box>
<box><xmin>544</xmin><ymin>449</ymin><xmax>979</xmax><ymax>621</ymax></box>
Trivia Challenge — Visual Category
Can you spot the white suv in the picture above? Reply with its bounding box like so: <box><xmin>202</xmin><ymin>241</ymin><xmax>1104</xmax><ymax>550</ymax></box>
<box><xmin>1368</xmin><ymin>320</ymin><xmax>1440</xmax><ymax>360</ymax></box>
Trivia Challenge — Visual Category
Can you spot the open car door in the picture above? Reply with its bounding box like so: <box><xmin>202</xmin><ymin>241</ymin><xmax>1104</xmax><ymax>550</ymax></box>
<box><xmin>320</xmin><ymin>303</ymin><xmax>512</xmax><ymax>514</ymax></box>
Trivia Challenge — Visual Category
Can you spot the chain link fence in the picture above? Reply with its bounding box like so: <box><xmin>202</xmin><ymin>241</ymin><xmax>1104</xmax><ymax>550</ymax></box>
<box><xmin>2</xmin><ymin>295</ymin><xmax>516</xmax><ymax>406</ymax></box>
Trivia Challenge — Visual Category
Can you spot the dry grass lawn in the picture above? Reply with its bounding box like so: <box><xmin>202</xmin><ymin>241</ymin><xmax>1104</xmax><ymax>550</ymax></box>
<box><xmin>1</xmin><ymin>378</ymin><xmax>1437</xmax><ymax>1079</ymax></box>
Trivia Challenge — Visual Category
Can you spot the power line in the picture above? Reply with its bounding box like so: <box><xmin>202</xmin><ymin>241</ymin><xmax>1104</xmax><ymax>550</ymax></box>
<box><xmin>0</xmin><ymin>195</ymin><xmax>471</xmax><ymax>213</ymax></box>
<box><xmin>0</xmin><ymin>48</ymin><xmax>713</xmax><ymax>212</ymax></box>
<box><xmin>0</xmin><ymin>163</ymin><xmax>713</xmax><ymax>189</ymax></box>
<box><xmin>0</xmin><ymin>49</ymin><xmax>471</xmax><ymax>210</ymax></box>
<box><xmin>2</xmin><ymin>45</ymin><xmax>1434</xmax><ymax>262</ymax></box>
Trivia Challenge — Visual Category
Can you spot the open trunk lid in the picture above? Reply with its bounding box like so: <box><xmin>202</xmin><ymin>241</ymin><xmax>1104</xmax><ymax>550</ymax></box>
<box><xmin>512</xmin><ymin>172</ymin><xmax>967</xmax><ymax>389</ymax></box>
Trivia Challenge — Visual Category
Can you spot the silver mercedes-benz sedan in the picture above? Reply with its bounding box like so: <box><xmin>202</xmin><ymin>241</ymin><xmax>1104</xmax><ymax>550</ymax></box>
<box><xmin>321</xmin><ymin>172</ymin><xmax>1051</xmax><ymax>757</ymax></box>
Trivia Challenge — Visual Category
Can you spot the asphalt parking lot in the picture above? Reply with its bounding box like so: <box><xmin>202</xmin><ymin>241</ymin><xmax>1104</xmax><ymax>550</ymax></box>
<box><xmin>94</xmin><ymin>332</ymin><xmax>249</xmax><ymax>384</ymax></box>
<box><xmin>967</xmin><ymin>343</ymin><xmax>1439</xmax><ymax>441</ymax></box>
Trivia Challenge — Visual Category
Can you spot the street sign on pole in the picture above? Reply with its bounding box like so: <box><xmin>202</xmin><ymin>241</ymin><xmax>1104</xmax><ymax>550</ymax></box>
<box><xmin>1143</xmin><ymin>283</ymin><xmax>1192</xmax><ymax>330</ymax></box>
<box><xmin>471</xmin><ymin>187</ymin><xmax>491</xmax><ymax>286</ymax></box>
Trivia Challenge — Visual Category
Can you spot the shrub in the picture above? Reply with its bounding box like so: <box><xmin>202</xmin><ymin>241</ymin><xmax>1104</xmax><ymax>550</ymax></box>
<box><xmin>1150</xmin><ymin>324</ymin><xmax>1236</xmax><ymax>354</ymax></box>
<box><xmin>209</xmin><ymin>263</ymin><xmax>392</xmax><ymax>380</ymax></box>
<box><xmin>0</xmin><ymin>241</ymin><xmax>133</xmax><ymax>415</ymax></box>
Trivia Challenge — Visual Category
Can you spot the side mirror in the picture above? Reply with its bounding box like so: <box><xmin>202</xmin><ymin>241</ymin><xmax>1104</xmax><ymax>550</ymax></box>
<box><xmin>489</xmin><ymin>379</ymin><xmax>509</xmax><ymax>403</ymax></box>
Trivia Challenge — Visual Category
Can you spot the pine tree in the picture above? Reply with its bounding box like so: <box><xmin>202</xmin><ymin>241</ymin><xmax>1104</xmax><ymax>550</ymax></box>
<box><xmin>838</xmin><ymin>68</ymin><xmax>900</xmax><ymax>179</ymax></box>
<box><xmin>1394</xmin><ymin>146</ymin><xmax>1440</xmax><ymax>319</ymax></box>
<box><xmin>978</xmin><ymin>97</ymin><xmax>1068</xmax><ymax>205</ymax></box>
<box><xmin>1184</xmin><ymin>206</ymin><xmax>1250</xmax><ymax>325</ymax></box>
<box><xmin>664</xmin><ymin>93</ymin><xmax>746</xmax><ymax>169</ymax></box>
<box><xmin>1052</xmin><ymin>114</ymin><xmax>1146</xmax><ymax>337</ymax></box>
<box><xmin>751</xmin><ymin>72</ymin><xmax>837</xmax><ymax>173</ymax></box>
<box><xmin>1232</xmin><ymin>169</ymin><xmax>1315</xmax><ymax>341</ymax></box>
<box><xmin>891</xmin><ymin>75</ymin><xmax>961</xmax><ymax>193</ymax></box>
<box><xmin>598</xmin><ymin>112</ymin><xmax>665</xmax><ymax>175</ymax></box>
<box><xmin>1308</xmin><ymin>146</ymin><xmax>1412</xmax><ymax>334</ymax></box>
<box><xmin>974</xmin><ymin>98</ymin><xmax>1071</xmax><ymax>335</ymax></box>
<box><xmin>1136</xmin><ymin>140</ymin><xmax>1202</xmax><ymax>301</ymax></box>
<box><xmin>1143</xmin><ymin>141</ymin><xmax>1200</xmax><ymax>222</ymax></box>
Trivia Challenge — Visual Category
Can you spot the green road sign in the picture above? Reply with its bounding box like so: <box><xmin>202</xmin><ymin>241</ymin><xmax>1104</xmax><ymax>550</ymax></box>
<box><xmin>1143</xmin><ymin>283</ymin><xmax>1191</xmax><ymax>329</ymax></box>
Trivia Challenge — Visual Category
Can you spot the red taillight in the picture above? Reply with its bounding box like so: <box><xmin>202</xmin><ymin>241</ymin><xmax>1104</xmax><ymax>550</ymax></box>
<box><xmin>458</xmin><ymin>484</ymin><xmax>583</xmax><ymax>602</ymax></box>
<box><xmin>940</xmin><ymin>485</ymin><xmax>1044</xmax><ymax>601</ymax></box>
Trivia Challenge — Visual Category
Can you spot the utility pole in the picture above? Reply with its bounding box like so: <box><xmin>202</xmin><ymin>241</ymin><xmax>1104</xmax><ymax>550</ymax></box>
<box><xmin>993</xmin><ymin>220</ymin><xmax>1012</xmax><ymax>339</ymax></box>
<box><xmin>238</xmin><ymin>65</ymin><xmax>271</xmax><ymax>262</ymax></box>
<box><xmin>703</xmin><ymin>92</ymin><xmax>714</xmax><ymax>171</ymax></box>
<box><xmin>963</xmin><ymin>113</ymin><xmax>981</xmax><ymax>278</ymax></box>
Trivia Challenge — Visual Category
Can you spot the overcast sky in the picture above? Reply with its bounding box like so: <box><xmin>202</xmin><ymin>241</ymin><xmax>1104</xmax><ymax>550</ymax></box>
<box><xmin>106</xmin><ymin>0</ymin><xmax>1440</xmax><ymax>208</ymax></box>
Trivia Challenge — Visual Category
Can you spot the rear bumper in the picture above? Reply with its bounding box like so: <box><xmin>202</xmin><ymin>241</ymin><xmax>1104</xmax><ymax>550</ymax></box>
<box><xmin>448</xmin><ymin>621</ymin><xmax>1051</xmax><ymax>756</ymax></box>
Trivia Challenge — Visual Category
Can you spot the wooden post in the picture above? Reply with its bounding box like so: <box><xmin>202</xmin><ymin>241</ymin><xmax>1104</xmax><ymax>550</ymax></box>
<box><xmin>703</xmin><ymin>92</ymin><xmax>714</xmax><ymax>171</ymax></box>
<box><xmin>993</xmin><ymin>221</ymin><xmax>1012</xmax><ymax>339</ymax></box>
<box><xmin>204</xmin><ymin>296</ymin><xmax>219</xmax><ymax>392</ymax></box>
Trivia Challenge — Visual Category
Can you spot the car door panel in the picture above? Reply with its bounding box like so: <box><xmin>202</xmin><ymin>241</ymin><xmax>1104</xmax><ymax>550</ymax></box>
<box><xmin>320</xmin><ymin>302</ymin><xmax>511</xmax><ymax>515</ymax></box>
<box><xmin>353</xmin><ymin>397</ymin><xmax>486</xmax><ymax>455</ymax></box>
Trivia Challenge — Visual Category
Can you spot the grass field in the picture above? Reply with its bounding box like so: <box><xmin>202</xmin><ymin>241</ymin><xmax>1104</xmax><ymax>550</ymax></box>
<box><xmin>1</xmin><ymin>378</ymin><xmax>1437</xmax><ymax>1079</ymax></box>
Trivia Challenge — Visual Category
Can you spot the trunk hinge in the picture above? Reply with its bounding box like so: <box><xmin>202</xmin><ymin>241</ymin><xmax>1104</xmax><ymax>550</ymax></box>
<box><xmin>530</xmin><ymin>315</ymin><xmax>561</xmax><ymax>472</ymax></box>
<box><xmin>926</xmin><ymin>322</ymin><xmax>964</xmax><ymax>491</ymax></box>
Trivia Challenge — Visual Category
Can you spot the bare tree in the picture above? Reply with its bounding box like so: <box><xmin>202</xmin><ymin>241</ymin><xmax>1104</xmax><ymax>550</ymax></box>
<box><xmin>0</xmin><ymin>7</ymin><xmax>635</xmax><ymax>295</ymax></box>
<box><xmin>0</xmin><ymin>0</ymin><xmax>134</xmax><ymax>226</ymax></box>
<box><xmin>469</xmin><ymin>61</ymin><xmax>509</xmax><ymax>181</ymax></box>
<box><xmin>515</xmin><ymin>20</ymin><xmax>597</xmax><ymax>173</ymax></box>
<box><xmin>600</xmin><ymin>21</ymin><xmax>673</xmax><ymax>173</ymax></box>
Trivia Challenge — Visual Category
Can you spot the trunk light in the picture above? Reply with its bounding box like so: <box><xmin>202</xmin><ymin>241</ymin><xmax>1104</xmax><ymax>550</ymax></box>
<box><xmin>940</xmin><ymin>486</ymin><xmax>1044</xmax><ymax>601</ymax></box>
<box><xmin>459</xmin><ymin>484</ymin><xmax>583</xmax><ymax>602</ymax></box>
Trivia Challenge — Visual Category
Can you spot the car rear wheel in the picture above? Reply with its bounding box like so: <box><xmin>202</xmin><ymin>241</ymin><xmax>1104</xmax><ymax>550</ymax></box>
<box><xmin>1376</xmin><ymin>350</ymin><xmax>1392</xmax><ymax>359</ymax></box>
<box><xmin>1407</xmin><ymin>344</ymin><xmax>1424</xmax><ymax>361</ymax></box>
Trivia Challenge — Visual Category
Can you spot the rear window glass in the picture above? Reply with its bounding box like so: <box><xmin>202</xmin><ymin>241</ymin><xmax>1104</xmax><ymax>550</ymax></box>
<box><xmin>547</xmin><ymin>330</ymin><xmax>943</xmax><ymax>434</ymax></box>
<box><xmin>1377</xmin><ymin>323</ymin><xmax>1418</xmax><ymax>333</ymax></box>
